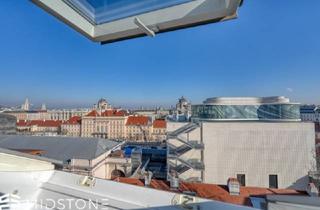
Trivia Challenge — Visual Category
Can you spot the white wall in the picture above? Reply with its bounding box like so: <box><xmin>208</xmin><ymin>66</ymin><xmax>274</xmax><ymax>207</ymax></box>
<box><xmin>0</xmin><ymin>153</ymin><xmax>54</xmax><ymax>171</ymax></box>
<box><xmin>202</xmin><ymin>122</ymin><xmax>316</xmax><ymax>190</ymax></box>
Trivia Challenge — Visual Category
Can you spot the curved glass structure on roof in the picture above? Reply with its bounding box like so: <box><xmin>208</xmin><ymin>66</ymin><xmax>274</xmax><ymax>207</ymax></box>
<box><xmin>65</xmin><ymin>0</ymin><xmax>194</xmax><ymax>24</ymax></box>
<box><xmin>192</xmin><ymin>97</ymin><xmax>301</xmax><ymax>121</ymax></box>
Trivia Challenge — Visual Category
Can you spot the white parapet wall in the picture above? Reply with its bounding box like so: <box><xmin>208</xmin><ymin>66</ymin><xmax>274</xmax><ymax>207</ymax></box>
<box><xmin>0</xmin><ymin>152</ymin><xmax>55</xmax><ymax>172</ymax></box>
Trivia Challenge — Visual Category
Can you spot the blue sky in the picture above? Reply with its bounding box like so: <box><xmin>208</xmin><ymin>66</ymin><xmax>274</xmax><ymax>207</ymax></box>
<box><xmin>0</xmin><ymin>1</ymin><xmax>319</xmax><ymax>108</ymax></box>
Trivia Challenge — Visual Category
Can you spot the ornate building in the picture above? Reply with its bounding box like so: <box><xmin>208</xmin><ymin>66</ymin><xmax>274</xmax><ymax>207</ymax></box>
<box><xmin>21</xmin><ymin>98</ymin><xmax>30</xmax><ymax>111</ymax></box>
<box><xmin>176</xmin><ymin>96</ymin><xmax>191</xmax><ymax>115</ymax></box>
<box><xmin>125</xmin><ymin>116</ymin><xmax>152</xmax><ymax>141</ymax></box>
<box><xmin>168</xmin><ymin>96</ymin><xmax>192</xmax><ymax>122</ymax></box>
<box><xmin>16</xmin><ymin>120</ymin><xmax>62</xmax><ymax>136</ymax></box>
<box><xmin>96</xmin><ymin>98</ymin><xmax>112</xmax><ymax>111</ymax></box>
<box><xmin>80</xmin><ymin>110</ymin><xmax>166</xmax><ymax>141</ymax></box>
<box><xmin>61</xmin><ymin>116</ymin><xmax>81</xmax><ymax>137</ymax></box>
<box><xmin>81</xmin><ymin>109</ymin><xmax>128</xmax><ymax>139</ymax></box>
<box><xmin>152</xmin><ymin>119</ymin><xmax>167</xmax><ymax>141</ymax></box>
<box><xmin>48</xmin><ymin>109</ymin><xmax>90</xmax><ymax>121</ymax></box>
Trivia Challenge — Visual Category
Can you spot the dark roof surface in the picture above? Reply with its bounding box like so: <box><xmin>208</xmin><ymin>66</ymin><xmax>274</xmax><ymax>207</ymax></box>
<box><xmin>0</xmin><ymin>135</ymin><xmax>121</xmax><ymax>161</ymax></box>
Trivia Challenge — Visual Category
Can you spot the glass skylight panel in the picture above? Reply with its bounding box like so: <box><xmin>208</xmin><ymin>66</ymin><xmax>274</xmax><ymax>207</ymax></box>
<box><xmin>64</xmin><ymin>0</ymin><xmax>194</xmax><ymax>24</ymax></box>
<box><xmin>32</xmin><ymin>0</ymin><xmax>242</xmax><ymax>43</ymax></box>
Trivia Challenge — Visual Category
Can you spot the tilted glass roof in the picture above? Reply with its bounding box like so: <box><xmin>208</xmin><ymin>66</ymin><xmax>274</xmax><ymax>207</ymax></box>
<box><xmin>64</xmin><ymin>0</ymin><xmax>194</xmax><ymax>24</ymax></box>
<box><xmin>32</xmin><ymin>0</ymin><xmax>242</xmax><ymax>43</ymax></box>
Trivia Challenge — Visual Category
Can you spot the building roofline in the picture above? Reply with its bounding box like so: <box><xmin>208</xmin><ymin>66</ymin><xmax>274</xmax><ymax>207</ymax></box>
<box><xmin>202</xmin><ymin>96</ymin><xmax>298</xmax><ymax>105</ymax></box>
<box><xmin>0</xmin><ymin>147</ymin><xmax>63</xmax><ymax>165</ymax></box>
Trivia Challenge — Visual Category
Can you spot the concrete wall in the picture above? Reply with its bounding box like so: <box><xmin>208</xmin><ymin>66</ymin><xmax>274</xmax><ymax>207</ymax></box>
<box><xmin>202</xmin><ymin>122</ymin><xmax>316</xmax><ymax>190</ymax></box>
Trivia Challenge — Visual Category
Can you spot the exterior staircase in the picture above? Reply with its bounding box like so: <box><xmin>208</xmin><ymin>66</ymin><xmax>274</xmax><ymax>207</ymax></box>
<box><xmin>167</xmin><ymin>123</ymin><xmax>204</xmax><ymax>181</ymax></box>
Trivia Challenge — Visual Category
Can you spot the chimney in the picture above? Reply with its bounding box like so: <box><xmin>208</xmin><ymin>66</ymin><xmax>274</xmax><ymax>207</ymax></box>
<box><xmin>228</xmin><ymin>178</ymin><xmax>240</xmax><ymax>196</ymax></box>
<box><xmin>144</xmin><ymin>171</ymin><xmax>153</xmax><ymax>187</ymax></box>
<box><xmin>307</xmin><ymin>183</ymin><xmax>319</xmax><ymax>197</ymax></box>
<box><xmin>170</xmin><ymin>175</ymin><xmax>180</xmax><ymax>190</ymax></box>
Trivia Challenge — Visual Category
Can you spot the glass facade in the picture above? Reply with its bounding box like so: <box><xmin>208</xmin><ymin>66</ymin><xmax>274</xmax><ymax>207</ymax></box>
<box><xmin>65</xmin><ymin>0</ymin><xmax>194</xmax><ymax>24</ymax></box>
<box><xmin>192</xmin><ymin>104</ymin><xmax>301</xmax><ymax>121</ymax></box>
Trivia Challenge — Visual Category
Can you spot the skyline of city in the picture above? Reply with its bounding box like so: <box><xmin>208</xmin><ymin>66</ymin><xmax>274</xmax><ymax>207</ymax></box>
<box><xmin>1</xmin><ymin>95</ymin><xmax>319</xmax><ymax>110</ymax></box>
<box><xmin>0</xmin><ymin>1</ymin><xmax>319</xmax><ymax>208</ymax></box>
<box><xmin>1</xmin><ymin>1</ymin><xmax>320</xmax><ymax>107</ymax></box>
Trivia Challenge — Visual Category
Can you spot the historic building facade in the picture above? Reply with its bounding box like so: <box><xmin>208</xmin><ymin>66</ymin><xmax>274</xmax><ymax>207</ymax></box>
<box><xmin>80</xmin><ymin>110</ymin><xmax>166</xmax><ymax>141</ymax></box>
<box><xmin>125</xmin><ymin>116</ymin><xmax>152</xmax><ymax>141</ymax></box>
<box><xmin>16</xmin><ymin>120</ymin><xmax>62</xmax><ymax>136</ymax></box>
<box><xmin>152</xmin><ymin>119</ymin><xmax>167</xmax><ymax>141</ymax></box>
<box><xmin>48</xmin><ymin>109</ymin><xmax>90</xmax><ymax>121</ymax></box>
<box><xmin>81</xmin><ymin>110</ymin><xmax>128</xmax><ymax>139</ymax></box>
<box><xmin>61</xmin><ymin>116</ymin><xmax>81</xmax><ymax>137</ymax></box>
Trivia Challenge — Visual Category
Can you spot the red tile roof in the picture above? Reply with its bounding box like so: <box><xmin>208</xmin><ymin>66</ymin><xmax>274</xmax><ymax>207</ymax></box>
<box><xmin>126</xmin><ymin>116</ymin><xmax>149</xmax><ymax>126</ymax></box>
<box><xmin>101</xmin><ymin>110</ymin><xmax>127</xmax><ymax>117</ymax></box>
<box><xmin>63</xmin><ymin>116</ymin><xmax>81</xmax><ymax>125</ymax></box>
<box><xmin>85</xmin><ymin>110</ymin><xmax>100</xmax><ymax>117</ymax></box>
<box><xmin>113</xmin><ymin>178</ymin><xmax>307</xmax><ymax>207</ymax></box>
<box><xmin>153</xmin><ymin>119</ymin><xmax>166</xmax><ymax>128</ymax></box>
<box><xmin>30</xmin><ymin>120</ymin><xmax>62</xmax><ymax>127</ymax></box>
<box><xmin>17</xmin><ymin>120</ymin><xmax>61</xmax><ymax>127</ymax></box>
<box><xmin>16</xmin><ymin>120</ymin><xmax>29</xmax><ymax>127</ymax></box>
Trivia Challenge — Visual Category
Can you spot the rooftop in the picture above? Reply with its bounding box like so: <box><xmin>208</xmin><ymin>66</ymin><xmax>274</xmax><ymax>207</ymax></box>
<box><xmin>126</xmin><ymin>116</ymin><xmax>149</xmax><ymax>126</ymax></box>
<box><xmin>0</xmin><ymin>135</ymin><xmax>121</xmax><ymax>162</ymax></box>
<box><xmin>0</xmin><ymin>151</ymin><xmax>254</xmax><ymax>210</ymax></box>
<box><xmin>62</xmin><ymin>116</ymin><xmax>81</xmax><ymax>125</ymax></box>
<box><xmin>153</xmin><ymin>119</ymin><xmax>167</xmax><ymax>128</ymax></box>
<box><xmin>85</xmin><ymin>110</ymin><xmax>100</xmax><ymax>117</ymax></box>
<box><xmin>17</xmin><ymin>120</ymin><xmax>62</xmax><ymax>127</ymax></box>
<box><xmin>113</xmin><ymin>177</ymin><xmax>307</xmax><ymax>207</ymax></box>
<box><xmin>101</xmin><ymin>110</ymin><xmax>127</xmax><ymax>117</ymax></box>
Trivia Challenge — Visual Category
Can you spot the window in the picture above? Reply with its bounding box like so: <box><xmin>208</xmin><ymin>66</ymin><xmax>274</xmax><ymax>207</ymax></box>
<box><xmin>237</xmin><ymin>174</ymin><xmax>246</xmax><ymax>186</ymax></box>
<box><xmin>32</xmin><ymin>0</ymin><xmax>242</xmax><ymax>44</ymax></box>
<box><xmin>65</xmin><ymin>0</ymin><xmax>194</xmax><ymax>24</ymax></box>
<box><xmin>269</xmin><ymin>175</ymin><xmax>278</xmax><ymax>189</ymax></box>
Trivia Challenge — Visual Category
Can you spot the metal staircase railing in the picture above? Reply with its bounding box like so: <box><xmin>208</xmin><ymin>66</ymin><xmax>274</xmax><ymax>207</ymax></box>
<box><xmin>167</xmin><ymin>122</ymin><xmax>204</xmax><ymax>180</ymax></box>
<box><xmin>169</xmin><ymin>156</ymin><xmax>204</xmax><ymax>171</ymax></box>
<box><xmin>168</xmin><ymin>123</ymin><xmax>199</xmax><ymax>137</ymax></box>
<box><xmin>168</xmin><ymin>161</ymin><xmax>190</xmax><ymax>174</ymax></box>
<box><xmin>175</xmin><ymin>136</ymin><xmax>204</xmax><ymax>150</ymax></box>
<box><xmin>167</xmin><ymin>142</ymin><xmax>192</xmax><ymax>156</ymax></box>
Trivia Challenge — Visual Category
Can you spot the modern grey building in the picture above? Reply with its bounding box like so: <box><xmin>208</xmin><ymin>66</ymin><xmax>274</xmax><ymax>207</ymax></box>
<box><xmin>0</xmin><ymin>114</ymin><xmax>16</xmax><ymax>135</ymax></box>
<box><xmin>167</xmin><ymin>97</ymin><xmax>316</xmax><ymax>190</ymax></box>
